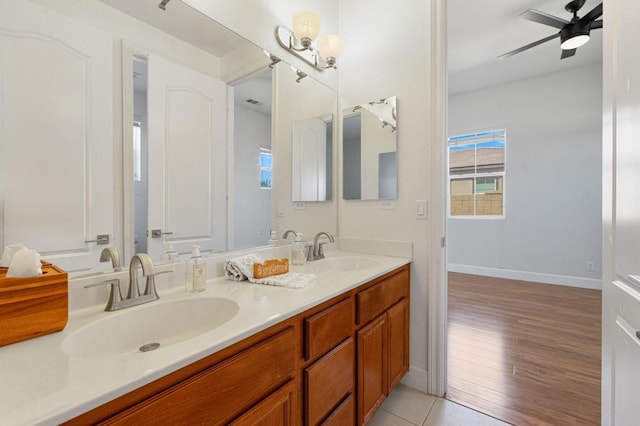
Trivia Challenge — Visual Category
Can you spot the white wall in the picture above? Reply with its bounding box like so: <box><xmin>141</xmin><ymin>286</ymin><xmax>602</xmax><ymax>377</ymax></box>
<box><xmin>234</xmin><ymin>105</ymin><xmax>271</xmax><ymax>249</ymax></box>
<box><xmin>448</xmin><ymin>63</ymin><xmax>603</xmax><ymax>288</ymax></box>
<box><xmin>338</xmin><ymin>1</ymin><xmax>433</xmax><ymax>390</ymax></box>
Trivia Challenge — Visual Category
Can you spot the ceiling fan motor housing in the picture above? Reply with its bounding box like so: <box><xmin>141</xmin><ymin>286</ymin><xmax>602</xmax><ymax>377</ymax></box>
<box><xmin>560</xmin><ymin>19</ymin><xmax>591</xmax><ymax>49</ymax></box>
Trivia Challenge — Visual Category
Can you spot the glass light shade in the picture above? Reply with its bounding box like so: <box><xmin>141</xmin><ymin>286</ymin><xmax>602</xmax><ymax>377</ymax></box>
<box><xmin>560</xmin><ymin>34</ymin><xmax>590</xmax><ymax>50</ymax></box>
<box><xmin>292</xmin><ymin>12</ymin><xmax>321</xmax><ymax>43</ymax></box>
<box><xmin>317</xmin><ymin>34</ymin><xmax>344</xmax><ymax>59</ymax></box>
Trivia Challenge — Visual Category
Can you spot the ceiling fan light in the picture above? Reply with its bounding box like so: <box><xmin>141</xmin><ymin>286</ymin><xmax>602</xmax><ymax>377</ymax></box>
<box><xmin>561</xmin><ymin>34</ymin><xmax>590</xmax><ymax>50</ymax></box>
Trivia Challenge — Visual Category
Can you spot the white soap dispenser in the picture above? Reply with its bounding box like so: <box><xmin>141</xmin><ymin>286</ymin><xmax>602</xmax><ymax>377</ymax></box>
<box><xmin>291</xmin><ymin>233</ymin><xmax>306</xmax><ymax>266</ymax></box>
<box><xmin>268</xmin><ymin>230</ymin><xmax>278</xmax><ymax>246</ymax></box>
<box><xmin>186</xmin><ymin>245</ymin><xmax>206</xmax><ymax>293</ymax></box>
<box><xmin>160</xmin><ymin>242</ymin><xmax>179</xmax><ymax>261</ymax></box>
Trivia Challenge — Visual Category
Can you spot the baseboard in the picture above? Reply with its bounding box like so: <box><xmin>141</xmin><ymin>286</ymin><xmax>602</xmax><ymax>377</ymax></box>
<box><xmin>447</xmin><ymin>264</ymin><xmax>602</xmax><ymax>290</ymax></box>
<box><xmin>399</xmin><ymin>365</ymin><xmax>429</xmax><ymax>393</ymax></box>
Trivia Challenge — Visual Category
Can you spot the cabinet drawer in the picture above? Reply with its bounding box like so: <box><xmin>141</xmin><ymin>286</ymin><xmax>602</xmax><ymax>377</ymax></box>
<box><xmin>230</xmin><ymin>380</ymin><xmax>295</xmax><ymax>426</ymax></box>
<box><xmin>304</xmin><ymin>297</ymin><xmax>353</xmax><ymax>360</ymax></box>
<box><xmin>321</xmin><ymin>394</ymin><xmax>354</xmax><ymax>426</ymax></box>
<box><xmin>357</xmin><ymin>267</ymin><xmax>409</xmax><ymax>325</ymax></box>
<box><xmin>305</xmin><ymin>337</ymin><xmax>354</xmax><ymax>425</ymax></box>
<box><xmin>104</xmin><ymin>327</ymin><xmax>295</xmax><ymax>425</ymax></box>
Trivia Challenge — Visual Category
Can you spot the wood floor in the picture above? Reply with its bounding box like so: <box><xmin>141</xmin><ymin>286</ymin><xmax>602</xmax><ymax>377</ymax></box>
<box><xmin>446</xmin><ymin>273</ymin><xmax>601</xmax><ymax>426</ymax></box>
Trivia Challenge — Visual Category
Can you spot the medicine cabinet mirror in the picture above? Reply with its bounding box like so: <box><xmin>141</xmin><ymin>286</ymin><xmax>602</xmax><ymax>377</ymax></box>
<box><xmin>343</xmin><ymin>96</ymin><xmax>398</xmax><ymax>200</ymax></box>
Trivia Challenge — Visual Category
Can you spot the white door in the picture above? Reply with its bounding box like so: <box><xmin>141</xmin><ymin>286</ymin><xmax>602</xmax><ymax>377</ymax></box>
<box><xmin>602</xmin><ymin>0</ymin><xmax>640</xmax><ymax>424</ymax></box>
<box><xmin>0</xmin><ymin>0</ymin><xmax>113</xmax><ymax>273</ymax></box>
<box><xmin>291</xmin><ymin>116</ymin><xmax>327</xmax><ymax>202</ymax></box>
<box><xmin>146</xmin><ymin>54</ymin><xmax>227</xmax><ymax>261</ymax></box>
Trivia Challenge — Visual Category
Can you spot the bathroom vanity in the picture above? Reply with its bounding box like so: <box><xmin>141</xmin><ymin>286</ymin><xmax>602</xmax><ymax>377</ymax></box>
<box><xmin>0</xmin><ymin>252</ymin><xmax>410</xmax><ymax>425</ymax></box>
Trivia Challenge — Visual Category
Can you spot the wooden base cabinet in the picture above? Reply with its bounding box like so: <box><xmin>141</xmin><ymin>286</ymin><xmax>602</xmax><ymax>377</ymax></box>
<box><xmin>67</xmin><ymin>264</ymin><xmax>410</xmax><ymax>426</ymax></box>
<box><xmin>356</xmin><ymin>267</ymin><xmax>410</xmax><ymax>425</ymax></box>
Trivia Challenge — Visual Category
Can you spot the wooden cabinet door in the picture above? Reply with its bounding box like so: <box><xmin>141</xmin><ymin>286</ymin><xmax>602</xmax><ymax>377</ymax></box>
<box><xmin>387</xmin><ymin>298</ymin><xmax>409</xmax><ymax>390</ymax></box>
<box><xmin>230</xmin><ymin>380</ymin><xmax>295</xmax><ymax>426</ymax></box>
<box><xmin>357</xmin><ymin>315</ymin><xmax>387</xmax><ymax>425</ymax></box>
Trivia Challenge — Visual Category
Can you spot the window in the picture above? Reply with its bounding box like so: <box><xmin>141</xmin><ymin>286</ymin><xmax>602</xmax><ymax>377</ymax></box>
<box><xmin>259</xmin><ymin>148</ymin><xmax>272</xmax><ymax>189</ymax></box>
<box><xmin>448</xmin><ymin>129</ymin><xmax>505</xmax><ymax>217</ymax></box>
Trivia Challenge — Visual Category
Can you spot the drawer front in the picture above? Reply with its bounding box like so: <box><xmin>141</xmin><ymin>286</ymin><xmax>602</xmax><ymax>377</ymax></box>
<box><xmin>304</xmin><ymin>297</ymin><xmax>353</xmax><ymax>360</ymax></box>
<box><xmin>357</xmin><ymin>267</ymin><xmax>409</xmax><ymax>325</ymax></box>
<box><xmin>320</xmin><ymin>394</ymin><xmax>354</xmax><ymax>426</ymax></box>
<box><xmin>230</xmin><ymin>380</ymin><xmax>295</xmax><ymax>426</ymax></box>
<box><xmin>105</xmin><ymin>327</ymin><xmax>295</xmax><ymax>425</ymax></box>
<box><xmin>305</xmin><ymin>337</ymin><xmax>355</xmax><ymax>425</ymax></box>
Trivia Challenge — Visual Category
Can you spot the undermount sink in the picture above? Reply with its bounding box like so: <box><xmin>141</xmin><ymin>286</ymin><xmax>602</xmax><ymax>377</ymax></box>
<box><xmin>61</xmin><ymin>297</ymin><xmax>239</xmax><ymax>359</ymax></box>
<box><xmin>312</xmin><ymin>256</ymin><xmax>380</xmax><ymax>272</ymax></box>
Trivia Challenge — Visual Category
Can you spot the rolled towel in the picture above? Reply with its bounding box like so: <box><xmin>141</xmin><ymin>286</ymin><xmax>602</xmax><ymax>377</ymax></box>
<box><xmin>0</xmin><ymin>243</ymin><xmax>28</xmax><ymax>267</ymax></box>
<box><xmin>224</xmin><ymin>253</ymin><xmax>264</xmax><ymax>281</ymax></box>
<box><xmin>6</xmin><ymin>248</ymin><xmax>42</xmax><ymax>277</ymax></box>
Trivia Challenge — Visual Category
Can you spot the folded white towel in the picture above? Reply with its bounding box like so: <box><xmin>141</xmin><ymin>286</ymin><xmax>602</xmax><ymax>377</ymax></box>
<box><xmin>224</xmin><ymin>253</ymin><xmax>315</xmax><ymax>288</ymax></box>
<box><xmin>253</xmin><ymin>271</ymin><xmax>316</xmax><ymax>289</ymax></box>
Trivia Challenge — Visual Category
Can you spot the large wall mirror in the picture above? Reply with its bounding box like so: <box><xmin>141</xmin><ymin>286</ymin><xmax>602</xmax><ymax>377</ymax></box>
<box><xmin>343</xmin><ymin>96</ymin><xmax>398</xmax><ymax>200</ymax></box>
<box><xmin>0</xmin><ymin>0</ymin><xmax>337</xmax><ymax>273</ymax></box>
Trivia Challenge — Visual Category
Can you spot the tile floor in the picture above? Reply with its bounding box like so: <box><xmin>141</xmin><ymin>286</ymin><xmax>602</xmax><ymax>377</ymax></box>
<box><xmin>368</xmin><ymin>385</ymin><xmax>510</xmax><ymax>426</ymax></box>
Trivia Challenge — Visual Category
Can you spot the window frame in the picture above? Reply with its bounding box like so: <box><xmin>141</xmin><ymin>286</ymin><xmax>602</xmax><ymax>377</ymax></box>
<box><xmin>447</xmin><ymin>129</ymin><xmax>506</xmax><ymax>219</ymax></box>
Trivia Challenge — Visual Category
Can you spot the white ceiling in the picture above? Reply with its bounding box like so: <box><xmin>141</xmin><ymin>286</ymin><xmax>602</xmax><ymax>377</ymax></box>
<box><xmin>447</xmin><ymin>0</ymin><xmax>603</xmax><ymax>95</ymax></box>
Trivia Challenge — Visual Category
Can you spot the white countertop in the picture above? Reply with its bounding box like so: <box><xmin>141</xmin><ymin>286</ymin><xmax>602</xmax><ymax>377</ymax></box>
<box><xmin>0</xmin><ymin>251</ymin><xmax>409</xmax><ymax>425</ymax></box>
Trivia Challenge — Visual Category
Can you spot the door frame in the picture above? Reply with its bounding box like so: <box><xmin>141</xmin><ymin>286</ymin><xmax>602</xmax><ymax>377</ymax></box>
<box><xmin>428</xmin><ymin>0</ymin><xmax>448</xmax><ymax>397</ymax></box>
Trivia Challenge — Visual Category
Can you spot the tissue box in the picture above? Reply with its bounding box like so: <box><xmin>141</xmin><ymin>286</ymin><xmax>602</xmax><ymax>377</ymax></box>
<box><xmin>0</xmin><ymin>263</ymin><xmax>68</xmax><ymax>346</ymax></box>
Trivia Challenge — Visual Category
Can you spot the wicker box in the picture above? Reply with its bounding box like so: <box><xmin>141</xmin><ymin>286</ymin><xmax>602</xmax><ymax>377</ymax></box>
<box><xmin>0</xmin><ymin>263</ymin><xmax>68</xmax><ymax>346</ymax></box>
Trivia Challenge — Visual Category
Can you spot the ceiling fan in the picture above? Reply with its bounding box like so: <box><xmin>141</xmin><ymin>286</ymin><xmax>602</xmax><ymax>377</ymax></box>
<box><xmin>498</xmin><ymin>0</ymin><xmax>603</xmax><ymax>60</ymax></box>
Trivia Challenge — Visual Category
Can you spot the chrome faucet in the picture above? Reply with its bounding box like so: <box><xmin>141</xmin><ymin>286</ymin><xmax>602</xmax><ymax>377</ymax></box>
<box><xmin>86</xmin><ymin>253</ymin><xmax>171</xmax><ymax>311</ymax></box>
<box><xmin>99</xmin><ymin>247</ymin><xmax>121</xmax><ymax>270</ymax></box>
<box><xmin>282</xmin><ymin>229</ymin><xmax>299</xmax><ymax>240</ymax></box>
<box><xmin>307</xmin><ymin>232</ymin><xmax>335</xmax><ymax>261</ymax></box>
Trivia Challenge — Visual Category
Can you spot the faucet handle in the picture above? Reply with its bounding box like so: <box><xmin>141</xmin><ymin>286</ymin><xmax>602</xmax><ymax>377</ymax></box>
<box><xmin>143</xmin><ymin>270</ymin><xmax>173</xmax><ymax>298</ymax></box>
<box><xmin>85</xmin><ymin>279</ymin><xmax>123</xmax><ymax>311</ymax></box>
<box><xmin>318</xmin><ymin>242</ymin><xmax>329</xmax><ymax>258</ymax></box>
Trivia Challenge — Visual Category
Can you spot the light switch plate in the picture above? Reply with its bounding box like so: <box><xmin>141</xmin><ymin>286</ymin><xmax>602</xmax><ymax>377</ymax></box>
<box><xmin>416</xmin><ymin>200</ymin><xmax>427</xmax><ymax>219</ymax></box>
<box><xmin>379</xmin><ymin>200</ymin><xmax>395</xmax><ymax>210</ymax></box>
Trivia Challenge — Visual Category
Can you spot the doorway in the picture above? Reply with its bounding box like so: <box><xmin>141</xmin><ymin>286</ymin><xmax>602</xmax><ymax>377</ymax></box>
<box><xmin>444</xmin><ymin>0</ymin><xmax>604</xmax><ymax>423</ymax></box>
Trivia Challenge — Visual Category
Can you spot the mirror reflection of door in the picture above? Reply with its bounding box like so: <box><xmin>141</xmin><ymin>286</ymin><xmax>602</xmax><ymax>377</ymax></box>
<box><xmin>131</xmin><ymin>53</ymin><xmax>228</xmax><ymax>261</ymax></box>
<box><xmin>231</xmin><ymin>69</ymin><xmax>273</xmax><ymax>250</ymax></box>
<box><xmin>132</xmin><ymin>56</ymin><xmax>148</xmax><ymax>255</ymax></box>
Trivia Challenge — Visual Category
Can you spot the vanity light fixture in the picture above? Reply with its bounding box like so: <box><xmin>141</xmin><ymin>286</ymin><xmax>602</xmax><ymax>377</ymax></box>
<box><xmin>275</xmin><ymin>11</ymin><xmax>344</xmax><ymax>71</ymax></box>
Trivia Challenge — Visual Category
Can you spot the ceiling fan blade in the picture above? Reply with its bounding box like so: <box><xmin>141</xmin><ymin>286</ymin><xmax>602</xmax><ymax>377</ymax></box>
<box><xmin>561</xmin><ymin>48</ymin><xmax>577</xmax><ymax>59</ymax></box>
<box><xmin>498</xmin><ymin>33</ymin><xmax>560</xmax><ymax>59</ymax></box>
<box><xmin>581</xmin><ymin>3</ymin><xmax>603</xmax><ymax>22</ymax></box>
<box><xmin>520</xmin><ymin>9</ymin><xmax>569</xmax><ymax>29</ymax></box>
<box><xmin>591</xmin><ymin>20</ymin><xmax>603</xmax><ymax>29</ymax></box>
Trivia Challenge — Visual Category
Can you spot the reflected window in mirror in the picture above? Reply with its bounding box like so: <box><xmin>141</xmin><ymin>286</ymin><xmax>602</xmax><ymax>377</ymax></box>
<box><xmin>343</xmin><ymin>96</ymin><xmax>397</xmax><ymax>200</ymax></box>
<box><xmin>260</xmin><ymin>148</ymin><xmax>273</xmax><ymax>189</ymax></box>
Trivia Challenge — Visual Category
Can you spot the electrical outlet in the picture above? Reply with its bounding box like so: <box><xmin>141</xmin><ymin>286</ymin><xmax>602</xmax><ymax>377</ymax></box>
<box><xmin>378</xmin><ymin>200</ymin><xmax>395</xmax><ymax>210</ymax></box>
<box><xmin>294</xmin><ymin>202</ymin><xmax>306</xmax><ymax>210</ymax></box>
<box><xmin>586</xmin><ymin>261</ymin><xmax>595</xmax><ymax>272</ymax></box>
